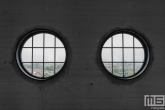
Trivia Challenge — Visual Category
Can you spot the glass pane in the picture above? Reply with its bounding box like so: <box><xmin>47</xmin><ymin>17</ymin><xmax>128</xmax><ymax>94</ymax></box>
<box><xmin>33</xmin><ymin>48</ymin><xmax>43</xmax><ymax>62</ymax></box>
<box><xmin>45</xmin><ymin>33</ymin><xmax>54</xmax><ymax>47</ymax></box>
<box><xmin>113</xmin><ymin>48</ymin><xmax>122</xmax><ymax>62</ymax></box>
<box><xmin>103</xmin><ymin>63</ymin><xmax>112</xmax><ymax>73</ymax></box>
<box><xmin>113</xmin><ymin>63</ymin><xmax>123</xmax><ymax>77</ymax></box>
<box><xmin>124</xmin><ymin>63</ymin><xmax>134</xmax><ymax>77</ymax></box>
<box><xmin>135</xmin><ymin>63</ymin><xmax>143</xmax><ymax>73</ymax></box>
<box><xmin>21</xmin><ymin>48</ymin><xmax>32</xmax><ymax>62</ymax></box>
<box><xmin>23</xmin><ymin>37</ymin><xmax>32</xmax><ymax>47</ymax></box>
<box><xmin>56</xmin><ymin>37</ymin><xmax>64</xmax><ymax>47</ymax></box>
<box><xmin>124</xmin><ymin>48</ymin><xmax>133</xmax><ymax>62</ymax></box>
<box><xmin>23</xmin><ymin>63</ymin><xmax>32</xmax><ymax>74</ymax></box>
<box><xmin>134</xmin><ymin>38</ymin><xmax>142</xmax><ymax>47</ymax></box>
<box><xmin>101</xmin><ymin>48</ymin><xmax>112</xmax><ymax>62</ymax></box>
<box><xmin>124</xmin><ymin>34</ymin><xmax>133</xmax><ymax>47</ymax></box>
<box><xmin>113</xmin><ymin>34</ymin><xmax>122</xmax><ymax>47</ymax></box>
<box><xmin>33</xmin><ymin>63</ymin><xmax>43</xmax><ymax>77</ymax></box>
<box><xmin>135</xmin><ymin>48</ymin><xmax>144</xmax><ymax>62</ymax></box>
<box><xmin>55</xmin><ymin>63</ymin><xmax>64</xmax><ymax>73</ymax></box>
<box><xmin>33</xmin><ymin>33</ymin><xmax>43</xmax><ymax>47</ymax></box>
<box><xmin>44</xmin><ymin>63</ymin><xmax>54</xmax><ymax>77</ymax></box>
<box><xmin>103</xmin><ymin>38</ymin><xmax>111</xmax><ymax>47</ymax></box>
<box><xmin>56</xmin><ymin>48</ymin><xmax>66</xmax><ymax>62</ymax></box>
<box><xmin>44</xmin><ymin>48</ymin><xmax>54</xmax><ymax>62</ymax></box>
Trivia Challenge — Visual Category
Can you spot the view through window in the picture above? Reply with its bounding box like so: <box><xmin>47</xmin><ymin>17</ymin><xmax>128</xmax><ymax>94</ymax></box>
<box><xmin>101</xmin><ymin>30</ymin><xmax>150</xmax><ymax>79</ymax></box>
<box><xmin>17</xmin><ymin>30</ymin><xmax>66</xmax><ymax>80</ymax></box>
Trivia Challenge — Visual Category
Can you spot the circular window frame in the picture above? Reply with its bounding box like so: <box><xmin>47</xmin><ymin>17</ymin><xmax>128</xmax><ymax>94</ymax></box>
<box><xmin>16</xmin><ymin>29</ymin><xmax>68</xmax><ymax>80</ymax></box>
<box><xmin>100</xmin><ymin>29</ymin><xmax>150</xmax><ymax>80</ymax></box>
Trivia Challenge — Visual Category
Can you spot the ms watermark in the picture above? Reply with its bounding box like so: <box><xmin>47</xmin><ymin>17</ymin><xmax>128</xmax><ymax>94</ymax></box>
<box><xmin>144</xmin><ymin>95</ymin><xmax>165</xmax><ymax>110</ymax></box>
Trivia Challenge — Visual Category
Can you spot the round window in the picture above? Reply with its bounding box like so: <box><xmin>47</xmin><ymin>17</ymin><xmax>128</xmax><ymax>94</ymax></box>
<box><xmin>16</xmin><ymin>29</ymin><xmax>67</xmax><ymax>80</ymax></box>
<box><xmin>101</xmin><ymin>30</ymin><xmax>150</xmax><ymax>80</ymax></box>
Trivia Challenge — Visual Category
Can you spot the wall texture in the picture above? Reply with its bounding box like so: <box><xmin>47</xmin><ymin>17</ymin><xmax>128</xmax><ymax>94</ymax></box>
<box><xmin>0</xmin><ymin>0</ymin><xmax>165</xmax><ymax>109</ymax></box>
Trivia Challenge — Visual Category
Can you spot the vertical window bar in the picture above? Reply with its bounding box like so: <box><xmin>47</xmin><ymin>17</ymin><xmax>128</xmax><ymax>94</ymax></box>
<box><xmin>133</xmin><ymin>37</ymin><xmax>135</xmax><ymax>74</ymax></box>
<box><xmin>111</xmin><ymin>36</ymin><xmax>113</xmax><ymax>74</ymax></box>
<box><xmin>43</xmin><ymin>33</ymin><xmax>45</xmax><ymax>78</ymax></box>
<box><xmin>32</xmin><ymin>36</ymin><xmax>33</xmax><ymax>75</ymax></box>
<box><xmin>122</xmin><ymin>33</ymin><xmax>124</xmax><ymax>77</ymax></box>
<box><xmin>54</xmin><ymin>36</ymin><xmax>56</xmax><ymax>74</ymax></box>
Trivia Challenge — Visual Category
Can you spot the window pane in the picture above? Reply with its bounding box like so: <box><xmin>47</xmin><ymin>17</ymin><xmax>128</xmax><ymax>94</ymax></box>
<box><xmin>56</xmin><ymin>48</ymin><xmax>66</xmax><ymax>62</ymax></box>
<box><xmin>124</xmin><ymin>48</ymin><xmax>133</xmax><ymax>62</ymax></box>
<box><xmin>124</xmin><ymin>34</ymin><xmax>133</xmax><ymax>47</ymax></box>
<box><xmin>55</xmin><ymin>63</ymin><xmax>64</xmax><ymax>73</ymax></box>
<box><xmin>33</xmin><ymin>33</ymin><xmax>43</xmax><ymax>47</ymax></box>
<box><xmin>135</xmin><ymin>63</ymin><xmax>143</xmax><ymax>73</ymax></box>
<box><xmin>44</xmin><ymin>63</ymin><xmax>54</xmax><ymax>77</ymax></box>
<box><xmin>33</xmin><ymin>63</ymin><xmax>43</xmax><ymax>77</ymax></box>
<box><xmin>134</xmin><ymin>38</ymin><xmax>142</xmax><ymax>47</ymax></box>
<box><xmin>21</xmin><ymin>48</ymin><xmax>32</xmax><ymax>62</ymax></box>
<box><xmin>135</xmin><ymin>48</ymin><xmax>144</xmax><ymax>62</ymax></box>
<box><xmin>23</xmin><ymin>37</ymin><xmax>32</xmax><ymax>47</ymax></box>
<box><xmin>113</xmin><ymin>34</ymin><xmax>122</xmax><ymax>47</ymax></box>
<box><xmin>45</xmin><ymin>33</ymin><xmax>54</xmax><ymax>47</ymax></box>
<box><xmin>101</xmin><ymin>48</ymin><xmax>112</xmax><ymax>62</ymax></box>
<box><xmin>124</xmin><ymin>63</ymin><xmax>134</xmax><ymax>77</ymax></box>
<box><xmin>113</xmin><ymin>48</ymin><xmax>122</xmax><ymax>62</ymax></box>
<box><xmin>23</xmin><ymin>63</ymin><xmax>32</xmax><ymax>74</ymax></box>
<box><xmin>33</xmin><ymin>48</ymin><xmax>43</xmax><ymax>62</ymax></box>
<box><xmin>44</xmin><ymin>48</ymin><xmax>54</xmax><ymax>62</ymax></box>
<box><xmin>113</xmin><ymin>63</ymin><xmax>123</xmax><ymax>77</ymax></box>
<box><xmin>56</xmin><ymin>37</ymin><xmax>64</xmax><ymax>47</ymax></box>
<box><xmin>103</xmin><ymin>63</ymin><xmax>112</xmax><ymax>73</ymax></box>
<box><xmin>103</xmin><ymin>38</ymin><xmax>111</xmax><ymax>47</ymax></box>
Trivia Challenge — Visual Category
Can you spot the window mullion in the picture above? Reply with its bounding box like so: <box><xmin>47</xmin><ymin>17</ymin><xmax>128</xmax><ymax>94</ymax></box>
<box><xmin>32</xmin><ymin>36</ymin><xmax>33</xmax><ymax>75</ymax></box>
<box><xmin>43</xmin><ymin>33</ymin><xmax>45</xmax><ymax>78</ymax></box>
<box><xmin>122</xmin><ymin>33</ymin><xmax>124</xmax><ymax>77</ymax></box>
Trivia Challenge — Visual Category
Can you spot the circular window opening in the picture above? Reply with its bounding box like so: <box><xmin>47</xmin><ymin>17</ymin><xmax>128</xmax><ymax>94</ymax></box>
<box><xmin>101</xmin><ymin>30</ymin><xmax>150</xmax><ymax>80</ymax></box>
<box><xmin>16</xmin><ymin>29</ymin><xmax>67</xmax><ymax>80</ymax></box>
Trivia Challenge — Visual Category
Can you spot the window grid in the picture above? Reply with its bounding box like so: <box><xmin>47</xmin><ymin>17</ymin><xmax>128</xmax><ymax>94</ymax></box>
<box><xmin>21</xmin><ymin>33</ymin><xmax>65</xmax><ymax>79</ymax></box>
<box><xmin>102</xmin><ymin>33</ymin><xmax>144</xmax><ymax>77</ymax></box>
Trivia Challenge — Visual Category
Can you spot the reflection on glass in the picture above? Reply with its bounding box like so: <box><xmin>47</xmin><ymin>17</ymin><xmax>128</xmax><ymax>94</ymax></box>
<box><xmin>23</xmin><ymin>37</ymin><xmax>32</xmax><ymax>47</ymax></box>
<box><xmin>124</xmin><ymin>49</ymin><xmax>133</xmax><ymax>62</ymax></box>
<box><xmin>101</xmin><ymin>48</ymin><xmax>112</xmax><ymax>62</ymax></box>
<box><xmin>44</xmin><ymin>63</ymin><xmax>54</xmax><ymax>77</ymax></box>
<box><xmin>21</xmin><ymin>48</ymin><xmax>32</xmax><ymax>62</ymax></box>
<box><xmin>23</xmin><ymin>63</ymin><xmax>32</xmax><ymax>74</ymax></box>
<box><xmin>134</xmin><ymin>38</ymin><xmax>142</xmax><ymax>47</ymax></box>
<box><xmin>103</xmin><ymin>63</ymin><xmax>112</xmax><ymax>73</ymax></box>
<box><xmin>113</xmin><ymin>63</ymin><xmax>123</xmax><ymax>77</ymax></box>
<box><xmin>33</xmin><ymin>63</ymin><xmax>43</xmax><ymax>77</ymax></box>
<box><xmin>44</xmin><ymin>48</ymin><xmax>54</xmax><ymax>62</ymax></box>
<box><xmin>113</xmin><ymin>48</ymin><xmax>122</xmax><ymax>62</ymax></box>
<box><xmin>113</xmin><ymin>34</ymin><xmax>122</xmax><ymax>47</ymax></box>
<box><xmin>135</xmin><ymin>48</ymin><xmax>144</xmax><ymax>62</ymax></box>
<box><xmin>33</xmin><ymin>34</ymin><xmax>43</xmax><ymax>47</ymax></box>
<box><xmin>124</xmin><ymin>34</ymin><xmax>133</xmax><ymax>47</ymax></box>
<box><xmin>56</xmin><ymin>37</ymin><xmax>64</xmax><ymax>47</ymax></box>
<box><xmin>33</xmin><ymin>48</ymin><xmax>43</xmax><ymax>62</ymax></box>
<box><xmin>124</xmin><ymin>63</ymin><xmax>134</xmax><ymax>77</ymax></box>
<box><xmin>45</xmin><ymin>33</ymin><xmax>54</xmax><ymax>47</ymax></box>
<box><xmin>56</xmin><ymin>48</ymin><xmax>66</xmax><ymax>62</ymax></box>
<box><xmin>103</xmin><ymin>38</ymin><xmax>111</xmax><ymax>47</ymax></box>
<box><xmin>135</xmin><ymin>63</ymin><xmax>143</xmax><ymax>73</ymax></box>
<box><xmin>55</xmin><ymin>63</ymin><xmax>64</xmax><ymax>73</ymax></box>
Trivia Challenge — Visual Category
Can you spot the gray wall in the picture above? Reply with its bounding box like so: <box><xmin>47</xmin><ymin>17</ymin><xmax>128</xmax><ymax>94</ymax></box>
<box><xmin>0</xmin><ymin>0</ymin><xmax>164</xmax><ymax>109</ymax></box>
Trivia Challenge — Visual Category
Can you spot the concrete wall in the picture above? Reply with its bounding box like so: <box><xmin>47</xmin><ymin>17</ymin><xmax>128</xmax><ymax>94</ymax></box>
<box><xmin>0</xmin><ymin>0</ymin><xmax>165</xmax><ymax>109</ymax></box>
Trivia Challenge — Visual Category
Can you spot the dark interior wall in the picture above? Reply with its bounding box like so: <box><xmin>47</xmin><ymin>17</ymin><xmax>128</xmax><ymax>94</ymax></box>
<box><xmin>0</xmin><ymin>0</ymin><xmax>165</xmax><ymax>109</ymax></box>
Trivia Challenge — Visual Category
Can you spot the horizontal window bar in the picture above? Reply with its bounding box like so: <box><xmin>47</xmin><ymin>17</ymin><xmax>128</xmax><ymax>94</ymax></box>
<box><xmin>23</xmin><ymin>47</ymin><xmax>65</xmax><ymax>48</ymax></box>
<box><xmin>103</xmin><ymin>47</ymin><xmax>143</xmax><ymax>48</ymax></box>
